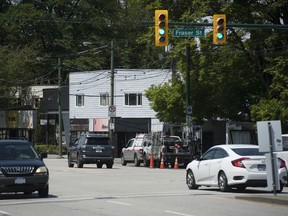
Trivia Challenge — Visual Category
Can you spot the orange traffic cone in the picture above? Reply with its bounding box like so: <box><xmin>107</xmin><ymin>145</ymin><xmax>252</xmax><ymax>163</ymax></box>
<box><xmin>149</xmin><ymin>154</ymin><xmax>154</xmax><ymax>168</ymax></box>
<box><xmin>174</xmin><ymin>157</ymin><xmax>179</xmax><ymax>169</ymax></box>
<box><xmin>160</xmin><ymin>157</ymin><xmax>165</xmax><ymax>169</ymax></box>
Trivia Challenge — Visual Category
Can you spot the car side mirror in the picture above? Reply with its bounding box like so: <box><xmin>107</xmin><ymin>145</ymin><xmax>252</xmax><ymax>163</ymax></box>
<box><xmin>39</xmin><ymin>152</ymin><xmax>48</xmax><ymax>160</ymax></box>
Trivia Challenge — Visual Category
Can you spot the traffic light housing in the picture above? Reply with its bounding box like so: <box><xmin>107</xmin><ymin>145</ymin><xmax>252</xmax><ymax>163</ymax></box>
<box><xmin>155</xmin><ymin>10</ymin><xmax>168</xmax><ymax>46</ymax></box>
<box><xmin>213</xmin><ymin>14</ymin><xmax>226</xmax><ymax>45</ymax></box>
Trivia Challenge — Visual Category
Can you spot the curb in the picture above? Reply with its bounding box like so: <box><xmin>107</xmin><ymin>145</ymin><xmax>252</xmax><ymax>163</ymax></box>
<box><xmin>235</xmin><ymin>195</ymin><xmax>288</xmax><ymax>206</ymax></box>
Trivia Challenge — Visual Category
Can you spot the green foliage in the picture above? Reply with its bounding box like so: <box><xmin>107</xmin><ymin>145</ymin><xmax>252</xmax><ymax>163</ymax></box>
<box><xmin>1</xmin><ymin>0</ymin><xmax>288</xmax><ymax>132</ymax></box>
<box><xmin>35</xmin><ymin>144</ymin><xmax>66</xmax><ymax>155</ymax></box>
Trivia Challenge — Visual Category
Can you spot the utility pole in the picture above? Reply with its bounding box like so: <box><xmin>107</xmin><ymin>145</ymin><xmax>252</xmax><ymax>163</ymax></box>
<box><xmin>109</xmin><ymin>39</ymin><xmax>115</xmax><ymax>150</ymax></box>
<box><xmin>58</xmin><ymin>57</ymin><xmax>63</xmax><ymax>158</ymax></box>
<box><xmin>186</xmin><ymin>44</ymin><xmax>191</xmax><ymax>125</ymax></box>
<box><xmin>110</xmin><ymin>39</ymin><xmax>115</xmax><ymax>106</ymax></box>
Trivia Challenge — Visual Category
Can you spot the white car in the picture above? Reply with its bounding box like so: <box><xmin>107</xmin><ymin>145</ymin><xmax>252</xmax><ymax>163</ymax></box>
<box><xmin>121</xmin><ymin>134</ymin><xmax>151</xmax><ymax>167</ymax></box>
<box><xmin>186</xmin><ymin>144</ymin><xmax>287</xmax><ymax>192</ymax></box>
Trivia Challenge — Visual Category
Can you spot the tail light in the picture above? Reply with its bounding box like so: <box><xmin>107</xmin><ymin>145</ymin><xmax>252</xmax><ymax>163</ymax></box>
<box><xmin>278</xmin><ymin>157</ymin><xmax>286</xmax><ymax>168</ymax></box>
<box><xmin>80</xmin><ymin>145</ymin><xmax>87</xmax><ymax>152</ymax></box>
<box><xmin>231</xmin><ymin>157</ymin><xmax>250</xmax><ymax>168</ymax></box>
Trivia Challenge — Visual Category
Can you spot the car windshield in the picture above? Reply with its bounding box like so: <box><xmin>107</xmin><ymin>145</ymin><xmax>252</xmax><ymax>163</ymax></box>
<box><xmin>86</xmin><ymin>137</ymin><xmax>110</xmax><ymax>145</ymax></box>
<box><xmin>0</xmin><ymin>143</ymin><xmax>38</xmax><ymax>160</ymax></box>
<box><xmin>163</xmin><ymin>137</ymin><xmax>181</xmax><ymax>142</ymax></box>
<box><xmin>231</xmin><ymin>147</ymin><xmax>265</xmax><ymax>156</ymax></box>
<box><xmin>282</xmin><ymin>135</ymin><xmax>288</xmax><ymax>151</ymax></box>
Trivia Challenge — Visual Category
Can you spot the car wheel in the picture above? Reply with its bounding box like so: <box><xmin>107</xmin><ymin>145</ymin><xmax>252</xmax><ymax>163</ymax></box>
<box><xmin>186</xmin><ymin>170</ymin><xmax>199</xmax><ymax>189</ymax></box>
<box><xmin>77</xmin><ymin>154</ymin><xmax>83</xmax><ymax>168</ymax></box>
<box><xmin>143</xmin><ymin>155</ymin><xmax>150</xmax><ymax>167</ymax></box>
<box><xmin>121</xmin><ymin>154</ymin><xmax>127</xmax><ymax>166</ymax></box>
<box><xmin>97</xmin><ymin>163</ymin><xmax>103</xmax><ymax>168</ymax></box>
<box><xmin>106</xmin><ymin>161</ymin><xmax>113</xmax><ymax>169</ymax></box>
<box><xmin>218</xmin><ymin>171</ymin><xmax>230</xmax><ymax>192</ymax></box>
<box><xmin>134</xmin><ymin>154</ymin><xmax>140</xmax><ymax>167</ymax></box>
<box><xmin>277</xmin><ymin>181</ymin><xmax>284</xmax><ymax>193</ymax></box>
<box><xmin>154</xmin><ymin>159</ymin><xmax>160</xmax><ymax>168</ymax></box>
<box><xmin>68</xmin><ymin>155</ymin><xmax>74</xmax><ymax>168</ymax></box>
<box><xmin>38</xmin><ymin>184</ymin><xmax>49</xmax><ymax>198</ymax></box>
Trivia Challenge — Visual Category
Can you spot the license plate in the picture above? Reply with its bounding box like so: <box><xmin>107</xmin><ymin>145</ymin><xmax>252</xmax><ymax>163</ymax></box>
<box><xmin>15</xmin><ymin>178</ymin><xmax>26</xmax><ymax>184</ymax></box>
<box><xmin>258</xmin><ymin>164</ymin><xmax>266</xmax><ymax>171</ymax></box>
<box><xmin>96</xmin><ymin>149</ymin><xmax>102</xmax><ymax>153</ymax></box>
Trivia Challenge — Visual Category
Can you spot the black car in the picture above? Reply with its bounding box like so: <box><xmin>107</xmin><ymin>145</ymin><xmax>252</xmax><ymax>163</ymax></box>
<box><xmin>0</xmin><ymin>139</ymin><xmax>49</xmax><ymax>198</ymax></box>
<box><xmin>67</xmin><ymin>133</ymin><xmax>114</xmax><ymax>168</ymax></box>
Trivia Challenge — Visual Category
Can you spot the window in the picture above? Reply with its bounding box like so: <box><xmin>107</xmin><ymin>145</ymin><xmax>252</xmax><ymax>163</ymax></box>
<box><xmin>213</xmin><ymin>149</ymin><xmax>228</xmax><ymax>159</ymax></box>
<box><xmin>201</xmin><ymin>149</ymin><xmax>215</xmax><ymax>160</ymax></box>
<box><xmin>125</xmin><ymin>93</ymin><xmax>142</xmax><ymax>106</ymax></box>
<box><xmin>76</xmin><ymin>95</ymin><xmax>84</xmax><ymax>107</ymax></box>
<box><xmin>100</xmin><ymin>93</ymin><xmax>109</xmax><ymax>106</ymax></box>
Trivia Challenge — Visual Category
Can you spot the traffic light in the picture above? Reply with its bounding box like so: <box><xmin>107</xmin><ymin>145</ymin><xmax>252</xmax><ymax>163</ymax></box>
<box><xmin>213</xmin><ymin>14</ymin><xmax>226</xmax><ymax>45</ymax></box>
<box><xmin>155</xmin><ymin>10</ymin><xmax>168</xmax><ymax>46</ymax></box>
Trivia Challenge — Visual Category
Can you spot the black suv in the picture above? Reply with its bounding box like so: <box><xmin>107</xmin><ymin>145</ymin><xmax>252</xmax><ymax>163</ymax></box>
<box><xmin>0</xmin><ymin>139</ymin><xmax>49</xmax><ymax>198</ymax></box>
<box><xmin>67</xmin><ymin>133</ymin><xmax>114</xmax><ymax>168</ymax></box>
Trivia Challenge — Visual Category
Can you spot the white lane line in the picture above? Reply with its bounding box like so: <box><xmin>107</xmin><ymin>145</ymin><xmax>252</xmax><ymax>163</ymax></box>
<box><xmin>0</xmin><ymin>210</ymin><xmax>10</xmax><ymax>216</ymax></box>
<box><xmin>107</xmin><ymin>200</ymin><xmax>131</xmax><ymax>206</ymax></box>
<box><xmin>165</xmin><ymin>210</ymin><xmax>195</xmax><ymax>216</ymax></box>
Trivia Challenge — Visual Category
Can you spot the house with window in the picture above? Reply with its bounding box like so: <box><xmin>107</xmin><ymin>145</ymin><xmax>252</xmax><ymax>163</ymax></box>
<box><xmin>69</xmin><ymin>69</ymin><xmax>171</xmax><ymax>156</ymax></box>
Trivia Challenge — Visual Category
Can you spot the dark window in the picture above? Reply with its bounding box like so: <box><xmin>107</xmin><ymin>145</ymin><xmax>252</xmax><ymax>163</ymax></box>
<box><xmin>201</xmin><ymin>149</ymin><xmax>216</xmax><ymax>160</ymax></box>
<box><xmin>125</xmin><ymin>93</ymin><xmax>142</xmax><ymax>106</ymax></box>
<box><xmin>86</xmin><ymin>137</ymin><xmax>110</xmax><ymax>145</ymax></box>
<box><xmin>213</xmin><ymin>149</ymin><xmax>228</xmax><ymax>159</ymax></box>
<box><xmin>231</xmin><ymin>148</ymin><xmax>265</xmax><ymax>156</ymax></box>
<box><xmin>76</xmin><ymin>95</ymin><xmax>84</xmax><ymax>107</ymax></box>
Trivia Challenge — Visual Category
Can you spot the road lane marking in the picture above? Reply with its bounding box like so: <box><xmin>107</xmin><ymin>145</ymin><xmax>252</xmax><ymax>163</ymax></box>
<box><xmin>165</xmin><ymin>210</ymin><xmax>195</xmax><ymax>216</ymax></box>
<box><xmin>107</xmin><ymin>200</ymin><xmax>131</xmax><ymax>206</ymax></box>
<box><xmin>0</xmin><ymin>210</ymin><xmax>10</xmax><ymax>216</ymax></box>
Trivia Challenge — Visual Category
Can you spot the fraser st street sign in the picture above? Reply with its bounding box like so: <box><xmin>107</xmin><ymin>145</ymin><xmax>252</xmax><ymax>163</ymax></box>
<box><xmin>173</xmin><ymin>29</ymin><xmax>205</xmax><ymax>37</ymax></box>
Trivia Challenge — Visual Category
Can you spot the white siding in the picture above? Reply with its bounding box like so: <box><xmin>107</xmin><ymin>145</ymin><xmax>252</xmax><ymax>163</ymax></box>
<box><xmin>69</xmin><ymin>69</ymin><xmax>171</xmax><ymax>119</ymax></box>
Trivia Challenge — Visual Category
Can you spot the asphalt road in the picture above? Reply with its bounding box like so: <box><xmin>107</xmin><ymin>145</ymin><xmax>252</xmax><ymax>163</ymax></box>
<box><xmin>0</xmin><ymin>156</ymin><xmax>287</xmax><ymax>216</ymax></box>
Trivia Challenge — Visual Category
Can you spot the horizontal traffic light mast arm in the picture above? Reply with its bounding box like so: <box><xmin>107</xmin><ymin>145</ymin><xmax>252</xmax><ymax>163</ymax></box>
<box><xmin>143</xmin><ymin>21</ymin><xmax>288</xmax><ymax>29</ymax></box>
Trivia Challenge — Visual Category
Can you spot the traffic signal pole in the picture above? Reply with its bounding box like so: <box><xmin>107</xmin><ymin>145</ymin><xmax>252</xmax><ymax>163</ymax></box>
<box><xmin>186</xmin><ymin>44</ymin><xmax>191</xmax><ymax>125</ymax></box>
<box><xmin>144</xmin><ymin>21</ymin><xmax>288</xmax><ymax>29</ymax></box>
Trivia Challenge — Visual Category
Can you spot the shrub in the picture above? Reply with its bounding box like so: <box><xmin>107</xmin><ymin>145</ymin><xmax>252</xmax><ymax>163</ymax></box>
<box><xmin>35</xmin><ymin>144</ymin><xmax>67</xmax><ymax>155</ymax></box>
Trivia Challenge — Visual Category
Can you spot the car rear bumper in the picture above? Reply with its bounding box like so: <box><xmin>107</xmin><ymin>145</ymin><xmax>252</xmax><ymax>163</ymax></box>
<box><xmin>82</xmin><ymin>155</ymin><xmax>114</xmax><ymax>163</ymax></box>
<box><xmin>0</xmin><ymin>175</ymin><xmax>48</xmax><ymax>193</ymax></box>
<box><xmin>227</xmin><ymin>170</ymin><xmax>267</xmax><ymax>186</ymax></box>
<box><xmin>164</xmin><ymin>153</ymin><xmax>193</xmax><ymax>163</ymax></box>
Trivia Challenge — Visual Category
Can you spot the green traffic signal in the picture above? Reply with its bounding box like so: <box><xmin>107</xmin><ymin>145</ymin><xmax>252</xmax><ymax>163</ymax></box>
<box><xmin>217</xmin><ymin>33</ymin><xmax>224</xmax><ymax>40</ymax></box>
<box><xmin>159</xmin><ymin>29</ymin><xmax>165</xmax><ymax>35</ymax></box>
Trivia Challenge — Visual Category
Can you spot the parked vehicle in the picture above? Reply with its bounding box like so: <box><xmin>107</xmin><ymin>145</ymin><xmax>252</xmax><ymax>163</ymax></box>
<box><xmin>186</xmin><ymin>144</ymin><xmax>287</xmax><ymax>192</ymax></box>
<box><xmin>0</xmin><ymin>139</ymin><xmax>49</xmax><ymax>197</ymax></box>
<box><xmin>67</xmin><ymin>133</ymin><xmax>114</xmax><ymax>168</ymax></box>
<box><xmin>275</xmin><ymin>134</ymin><xmax>288</xmax><ymax>187</ymax></box>
<box><xmin>121</xmin><ymin>134</ymin><xmax>151</xmax><ymax>167</ymax></box>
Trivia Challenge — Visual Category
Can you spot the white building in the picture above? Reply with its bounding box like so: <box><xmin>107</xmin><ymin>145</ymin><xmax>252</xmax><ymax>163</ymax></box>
<box><xmin>69</xmin><ymin>69</ymin><xmax>171</xmax><ymax>156</ymax></box>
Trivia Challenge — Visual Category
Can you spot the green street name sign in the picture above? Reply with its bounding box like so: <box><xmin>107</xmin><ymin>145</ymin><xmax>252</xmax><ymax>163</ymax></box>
<box><xmin>173</xmin><ymin>29</ymin><xmax>205</xmax><ymax>37</ymax></box>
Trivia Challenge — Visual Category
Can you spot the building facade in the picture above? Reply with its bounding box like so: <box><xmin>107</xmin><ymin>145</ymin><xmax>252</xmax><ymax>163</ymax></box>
<box><xmin>69</xmin><ymin>69</ymin><xmax>171</xmax><ymax>156</ymax></box>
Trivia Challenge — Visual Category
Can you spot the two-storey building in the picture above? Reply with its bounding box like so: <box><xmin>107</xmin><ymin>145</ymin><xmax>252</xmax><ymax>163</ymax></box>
<box><xmin>69</xmin><ymin>69</ymin><xmax>171</xmax><ymax>156</ymax></box>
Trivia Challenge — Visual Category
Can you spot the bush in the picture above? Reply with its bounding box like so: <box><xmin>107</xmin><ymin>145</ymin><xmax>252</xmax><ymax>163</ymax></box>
<box><xmin>35</xmin><ymin>144</ymin><xmax>67</xmax><ymax>155</ymax></box>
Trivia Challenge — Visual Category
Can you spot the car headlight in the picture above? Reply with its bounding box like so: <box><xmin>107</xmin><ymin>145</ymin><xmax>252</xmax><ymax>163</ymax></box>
<box><xmin>35</xmin><ymin>166</ymin><xmax>48</xmax><ymax>175</ymax></box>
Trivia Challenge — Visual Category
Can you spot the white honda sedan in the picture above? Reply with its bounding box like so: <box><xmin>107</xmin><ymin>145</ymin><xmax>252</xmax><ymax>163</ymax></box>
<box><xmin>186</xmin><ymin>144</ymin><xmax>288</xmax><ymax>192</ymax></box>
